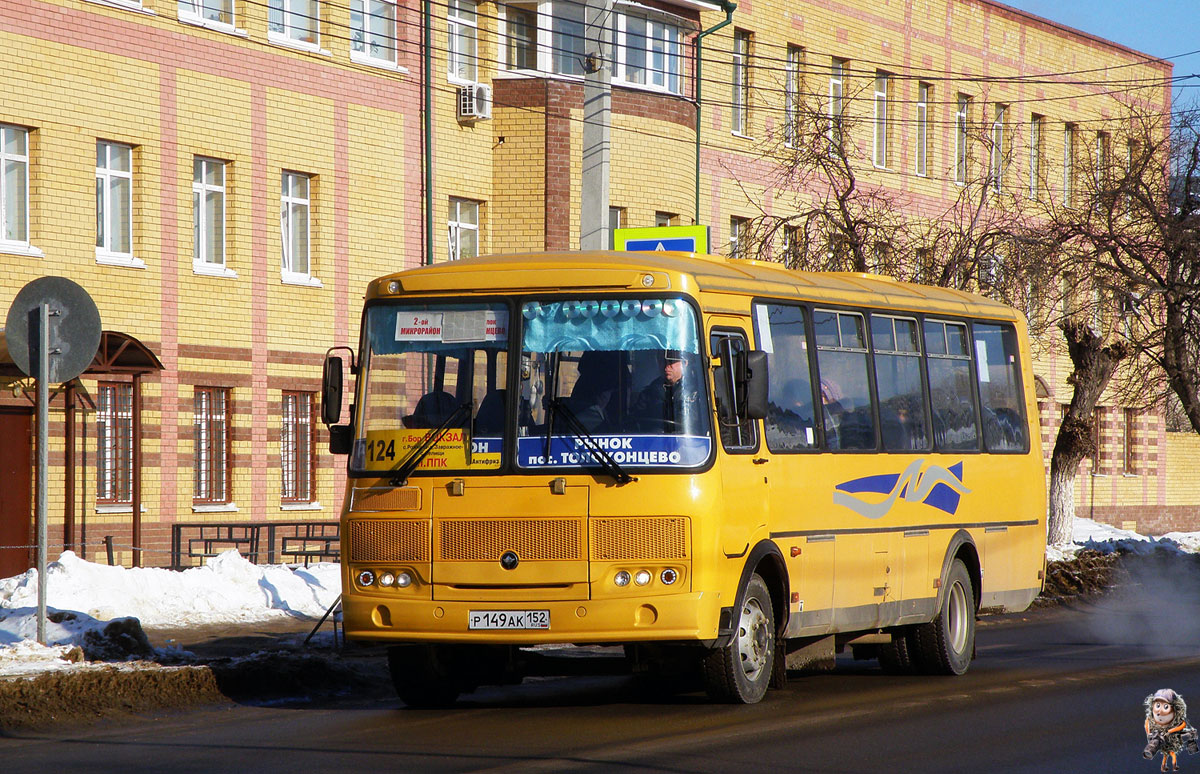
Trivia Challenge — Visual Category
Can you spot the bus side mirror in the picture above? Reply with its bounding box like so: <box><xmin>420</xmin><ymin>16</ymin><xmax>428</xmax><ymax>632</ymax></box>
<box><xmin>321</xmin><ymin>356</ymin><xmax>344</xmax><ymax>426</ymax></box>
<box><xmin>739</xmin><ymin>350</ymin><xmax>769</xmax><ymax>420</ymax></box>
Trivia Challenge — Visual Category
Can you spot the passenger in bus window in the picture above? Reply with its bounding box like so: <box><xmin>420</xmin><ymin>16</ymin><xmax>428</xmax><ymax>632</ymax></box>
<box><xmin>820</xmin><ymin>378</ymin><xmax>845</xmax><ymax>449</ymax></box>
<box><xmin>631</xmin><ymin>350</ymin><xmax>701</xmax><ymax>434</ymax></box>
<box><xmin>564</xmin><ymin>351</ymin><xmax>622</xmax><ymax>433</ymax></box>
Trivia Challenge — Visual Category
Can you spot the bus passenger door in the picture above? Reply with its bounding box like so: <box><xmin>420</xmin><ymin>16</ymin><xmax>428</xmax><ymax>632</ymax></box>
<box><xmin>709</xmin><ymin>325</ymin><xmax>767</xmax><ymax>558</ymax></box>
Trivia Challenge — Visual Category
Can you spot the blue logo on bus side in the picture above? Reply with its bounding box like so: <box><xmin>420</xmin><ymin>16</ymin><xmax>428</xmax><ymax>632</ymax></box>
<box><xmin>833</xmin><ymin>459</ymin><xmax>971</xmax><ymax>519</ymax></box>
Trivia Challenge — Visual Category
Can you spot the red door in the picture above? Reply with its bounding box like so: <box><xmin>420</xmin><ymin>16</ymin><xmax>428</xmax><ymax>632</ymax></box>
<box><xmin>0</xmin><ymin>408</ymin><xmax>33</xmax><ymax>578</ymax></box>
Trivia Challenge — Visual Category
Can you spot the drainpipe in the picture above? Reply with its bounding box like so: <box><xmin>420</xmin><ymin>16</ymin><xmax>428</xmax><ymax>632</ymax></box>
<box><xmin>423</xmin><ymin>0</ymin><xmax>434</xmax><ymax>266</ymax></box>
<box><xmin>694</xmin><ymin>0</ymin><xmax>736</xmax><ymax>227</ymax></box>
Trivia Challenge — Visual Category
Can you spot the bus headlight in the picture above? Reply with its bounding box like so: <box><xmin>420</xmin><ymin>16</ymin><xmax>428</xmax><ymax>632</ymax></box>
<box><xmin>396</xmin><ymin>572</ymin><xmax>413</xmax><ymax>588</ymax></box>
<box><xmin>378</xmin><ymin>572</ymin><xmax>395</xmax><ymax>587</ymax></box>
<box><xmin>614</xmin><ymin>571</ymin><xmax>631</xmax><ymax>587</ymax></box>
<box><xmin>634</xmin><ymin>570</ymin><xmax>652</xmax><ymax>586</ymax></box>
<box><xmin>357</xmin><ymin>570</ymin><xmax>376</xmax><ymax>587</ymax></box>
<box><xmin>660</xmin><ymin>568</ymin><xmax>678</xmax><ymax>585</ymax></box>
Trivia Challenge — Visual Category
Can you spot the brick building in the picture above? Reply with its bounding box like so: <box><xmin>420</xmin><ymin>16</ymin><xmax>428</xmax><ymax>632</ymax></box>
<box><xmin>0</xmin><ymin>0</ymin><xmax>1185</xmax><ymax>573</ymax></box>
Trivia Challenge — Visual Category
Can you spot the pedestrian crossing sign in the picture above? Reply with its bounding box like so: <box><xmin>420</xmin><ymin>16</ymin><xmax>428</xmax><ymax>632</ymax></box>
<box><xmin>614</xmin><ymin>225</ymin><xmax>709</xmax><ymax>254</ymax></box>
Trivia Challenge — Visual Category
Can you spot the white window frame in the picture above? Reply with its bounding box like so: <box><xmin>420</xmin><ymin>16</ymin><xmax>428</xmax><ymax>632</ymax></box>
<box><xmin>954</xmin><ymin>95</ymin><xmax>970</xmax><ymax>185</ymax></box>
<box><xmin>873</xmin><ymin>71</ymin><xmax>890</xmax><ymax>169</ymax></box>
<box><xmin>448</xmin><ymin>197</ymin><xmax>480</xmax><ymax>261</ymax></box>
<box><xmin>991</xmin><ymin>104</ymin><xmax>1007</xmax><ymax>197</ymax></box>
<box><xmin>0</xmin><ymin>125</ymin><xmax>41</xmax><ymax>257</ymax></box>
<box><xmin>784</xmin><ymin>45</ymin><xmax>802</xmax><ymax>148</ymax></box>
<box><xmin>351</xmin><ymin>0</ymin><xmax>401</xmax><ymax>69</ymax></box>
<box><xmin>1063</xmin><ymin>123</ymin><xmax>1075</xmax><ymax>207</ymax></box>
<box><xmin>193</xmin><ymin>157</ymin><xmax>234</xmax><ymax>277</ymax></box>
<box><xmin>268</xmin><ymin>0</ymin><xmax>327</xmax><ymax>53</ymax></box>
<box><xmin>1029</xmin><ymin>114</ymin><xmax>1043</xmax><ymax>199</ymax></box>
<box><xmin>612</xmin><ymin>9</ymin><xmax>683</xmax><ymax>95</ymax></box>
<box><xmin>85</xmin><ymin>0</ymin><xmax>150</xmax><ymax>12</ymax></box>
<box><xmin>732</xmin><ymin>30</ymin><xmax>750</xmax><ymax>137</ymax></box>
<box><xmin>96</xmin><ymin>141</ymin><xmax>142</xmax><ymax>268</ymax></box>
<box><xmin>728</xmin><ymin>216</ymin><xmax>747</xmax><ymax>259</ymax></box>
<box><xmin>829</xmin><ymin>58</ymin><xmax>846</xmax><ymax>150</ymax></box>
<box><xmin>178</xmin><ymin>0</ymin><xmax>245</xmax><ymax>34</ymax></box>
<box><xmin>281</xmin><ymin>171</ymin><xmax>321</xmax><ymax>286</ymax></box>
<box><xmin>915</xmin><ymin>83</ymin><xmax>929</xmax><ymax>177</ymax></box>
<box><xmin>500</xmin><ymin>1</ymin><xmax>539</xmax><ymax>71</ymax></box>
<box><xmin>448</xmin><ymin>0</ymin><xmax>479</xmax><ymax>84</ymax></box>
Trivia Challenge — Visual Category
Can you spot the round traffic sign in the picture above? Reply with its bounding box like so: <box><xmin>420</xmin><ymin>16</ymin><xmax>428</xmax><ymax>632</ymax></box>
<box><xmin>5</xmin><ymin>276</ymin><xmax>102</xmax><ymax>383</ymax></box>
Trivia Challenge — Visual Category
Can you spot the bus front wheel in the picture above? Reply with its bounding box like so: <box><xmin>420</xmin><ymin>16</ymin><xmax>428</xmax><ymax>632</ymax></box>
<box><xmin>388</xmin><ymin>645</ymin><xmax>465</xmax><ymax>708</ymax></box>
<box><xmin>703</xmin><ymin>573</ymin><xmax>776</xmax><ymax>704</ymax></box>
<box><xmin>913</xmin><ymin>559</ymin><xmax>976</xmax><ymax>675</ymax></box>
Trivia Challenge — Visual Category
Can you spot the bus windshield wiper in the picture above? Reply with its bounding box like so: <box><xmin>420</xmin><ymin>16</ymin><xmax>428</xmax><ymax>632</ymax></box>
<box><xmin>389</xmin><ymin>402</ymin><xmax>473</xmax><ymax>486</ymax></box>
<box><xmin>548</xmin><ymin>398</ymin><xmax>634</xmax><ymax>485</ymax></box>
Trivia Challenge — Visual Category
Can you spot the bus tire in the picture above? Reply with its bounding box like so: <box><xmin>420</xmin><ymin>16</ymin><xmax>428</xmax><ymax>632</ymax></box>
<box><xmin>878</xmin><ymin>629</ymin><xmax>917</xmax><ymax>674</ymax></box>
<box><xmin>388</xmin><ymin>645</ymin><xmax>464</xmax><ymax>708</ymax></box>
<box><xmin>703</xmin><ymin>573</ymin><xmax>775</xmax><ymax>704</ymax></box>
<box><xmin>913</xmin><ymin>559</ymin><xmax>975</xmax><ymax>675</ymax></box>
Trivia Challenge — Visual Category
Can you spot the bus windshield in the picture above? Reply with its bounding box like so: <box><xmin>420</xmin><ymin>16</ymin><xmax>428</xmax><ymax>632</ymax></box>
<box><xmin>516</xmin><ymin>297</ymin><xmax>711</xmax><ymax>471</ymax></box>
<box><xmin>349</xmin><ymin>296</ymin><xmax>712</xmax><ymax>476</ymax></box>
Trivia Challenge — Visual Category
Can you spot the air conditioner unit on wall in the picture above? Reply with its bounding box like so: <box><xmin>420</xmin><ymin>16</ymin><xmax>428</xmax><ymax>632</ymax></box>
<box><xmin>458</xmin><ymin>83</ymin><xmax>492</xmax><ymax>122</ymax></box>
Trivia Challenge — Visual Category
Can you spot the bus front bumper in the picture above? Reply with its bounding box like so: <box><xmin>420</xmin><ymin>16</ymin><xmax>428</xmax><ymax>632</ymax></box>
<box><xmin>342</xmin><ymin>591</ymin><xmax>722</xmax><ymax>645</ymax></box>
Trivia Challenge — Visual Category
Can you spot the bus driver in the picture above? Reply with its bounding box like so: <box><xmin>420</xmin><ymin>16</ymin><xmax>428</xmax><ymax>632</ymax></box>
<box><xmin>631</xmin><ymin>350</ymin><xmax>701</xmax><ymax>433</ymax></box>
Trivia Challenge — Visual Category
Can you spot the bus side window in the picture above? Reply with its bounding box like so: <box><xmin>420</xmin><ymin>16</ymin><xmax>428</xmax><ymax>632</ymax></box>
<box><xmin>924</xmin><ymin>320</ymin><xmax>980</xmax><ymax>451</ymax></box>
<box><xmin>813</xmin><ymin>310</ymin><xmax>877</xmax><ymax>451</ymax></box>
<box><xmin>754</xmin><ymin>303</ymin><xmax>817</xmax><ymax>451</ymax></box>
<box><xmin>871</xmin><ymin>314</ymin><xmax>931</xmax><ymax>451</ymax></box>
<box><xmin>973</xmin><ymin>322</ymin><xmax>1028</xmax><ymax>452</ymax></box>
<box><xmin>710</xmin><ymin>330</ymin><xmax>757</xmax><ymax>451</ymax></box>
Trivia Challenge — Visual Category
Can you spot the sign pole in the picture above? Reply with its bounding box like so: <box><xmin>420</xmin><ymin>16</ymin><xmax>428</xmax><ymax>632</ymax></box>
<box><xmin>36</xmin><ymin>303</ymin><xmax>50</xmax><ymax>645</ymax></box>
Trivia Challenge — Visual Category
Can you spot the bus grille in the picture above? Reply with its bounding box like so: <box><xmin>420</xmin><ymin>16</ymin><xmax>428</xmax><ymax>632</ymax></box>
<box><xmin>439</xmin><ymin>519</ymin><xmax>582</xmax><ymax>561</ymax></box>
<box><xmin>351</xmin><ymin>487</ymin><xmax>422</xmax><ymax>512</ymax></box>
<box><xmin>349</xmin><ymin>520</ymin><xmax>430</xmax><ymax>562</ymax></box>
<box><xmin>591</xmin><ymin>517</ymin><xmax>688</xmax><ymax>561</ymax></box>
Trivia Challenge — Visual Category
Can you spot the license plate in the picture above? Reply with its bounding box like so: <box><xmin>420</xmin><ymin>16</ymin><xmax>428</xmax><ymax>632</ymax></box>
<box><xmin>468</xmin><ymin>610</ymin><xmax>550</xmax><ymax>630</ymax></box>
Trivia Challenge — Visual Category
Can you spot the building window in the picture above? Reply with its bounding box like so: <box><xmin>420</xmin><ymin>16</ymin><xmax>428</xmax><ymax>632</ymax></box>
<box><xmin>351</xmin><ymin>0</ymin><xmax>397</xmax><ymax>64</ymax></box>
<box><xmin>179</xmin><ymin>0</ymin><xmax>235</xmax><ymax>27</ymax></box>
<box><xmin>448</xmin><ymin>0</ymin><xmax>478</xmax><ymax>81</ymax></box>
<box><xmin>448</xmin><ymin>197</ymin><xmax>479</xmax><ymax>260</ymax></box>
<box><xmin>281</xmin><ymin>171</ymin><xmax>314</xmax><ymax>281</ymax></box>
<box><xmin>782</xmin><ymin>224</ymin><xmax>802</xmax><ymax>266</ymax></box>
<box><xmin>784</xmin><ymin>45</ymin><xmax>803</xmax><ymax>148</ymax></box>
<box><xmin>1029</xmin><ymin>114</ymin><xmax>1043</xmax><ymax>199</ymax></box>
<box><xmin>1095</xmin><ymin>130</ymin><xmax>1110</xmax><ymax>190</ymax></box>
<box><xmin>873</xmin><ymin>71</ymin><xmax>890</xmax><ymax>168</ymax></box>
<box><xmin>655</xmin><ymin>211</ymin><xmax>678</xmax><ymax>227</ymax></box>
<box><xmin>193</xmin><ymin>157</ymin><xmax>227</xmax><ymax>272</ymax></box>
<box><xmin>991</xmin><ymin>104</ymin><xmax>1007</xmax><ymax>197</ymax></box>
<box><xmin>728</xmin><ymin>216</ymin><xmax>748</xmax><ymax>259</ymax></box>
<box><xmin>97</xmin><ymin>383</ymin><xmax>133</xmax><ymax>506</ymax></box>
<box><xmin>829</xmin><ymin>58</ymin><xmax>846</xmax><ymax>150</ymax></box>
<box><xmin>194</xmin><ymin>387</ymin><xmax>230</xmax><ymax>504</ymax></box>
<box><xmin>269</xmin><ymin>0</ymin><xmax>320</xmax><ymax>46</ymax></box>
<box><xmin>732</xmin><ymin>30</ymin><xmax>751</xmax><ymax>136</ymax></box>
<box><xmin>1091</xmin><ymin>405</ymin><xmax>1104</xmax><ymax>471</ymax></box>
<box><xmin>955</xmin><ymin>95</ymin><xmax>970</xmax><ymax>185</ymax></box>
<box><xmin>608</xmin><ymin>206</ymin><xmax>624</xmax><ymax>232</ymax></box>
<box><xmin>1123</xmin><ymin>407</ymin><xmax>1137</xmax><ymax>474</ymax></box>
<box><xmin>96</xmin><ymin>140</ymin><xmax>134</xmax><ymax>260</ymax></box>
<box><xmin>1063</xmin><ymin>122</ymin><xmax>1076</xmax><ymax>207</ymax></box>
<box><xmin>552</xmin><ymin>0</ymin><xmax>585</xmax><ymax>75</ymax></box>
<box><xmin>1</xmin><ymin>125</ymin><xmax>30</xmax><ymax>249</ymax></box>
<box><xmin>915</xmin><ymin>83</ymin><xmax>929</xmax><ymax>177</ymax></box>
<box><xmin>502</xmin><ymin>1</ymin><xmax>536</xmax><ymax>70</ymax></box>
<box><xmin>282</xmin><ymin>392</ymin><xmax>315</xmax><ymax>502</ymax></box>
<box><xmin>614</xmin><ymin>11</ymin><xmax>683</xmax><ymax>94</ymax></box>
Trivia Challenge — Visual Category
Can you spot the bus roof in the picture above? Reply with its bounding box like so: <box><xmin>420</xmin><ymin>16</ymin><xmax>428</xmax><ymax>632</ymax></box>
<box><xmin>370</xmin><ymin>251</ymin><xmax>1019</xmax><ymax>320</ymax></box>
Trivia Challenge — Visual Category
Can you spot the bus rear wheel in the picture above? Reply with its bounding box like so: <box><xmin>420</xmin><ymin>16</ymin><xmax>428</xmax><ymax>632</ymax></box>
<box><xmin>878</xmin><ymin>628</ymin><xmax>917</xmax><ymax>674</ymax></box>
<box><xmin>913</xmin><ymin>559</ymin><xmax>975</xmax><ymax>675</ymax></box>
<box><xmin>388</xmin><ymin>645</ymin><xmax>466</xmax><ymax>708</ymax></box>
<box><xmin>703</xmin><ymin>573</ymin><xmax>776</xmax><ymax>704</ymax></box>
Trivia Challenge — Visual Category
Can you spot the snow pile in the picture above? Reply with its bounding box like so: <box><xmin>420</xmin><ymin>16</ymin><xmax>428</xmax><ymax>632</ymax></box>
<box><xmin>0</xmin><ymin>550</ymin><xmax>341</xmax><ymax>673</ymax></box>
<box><xmin>1047</xmin><ymin>517</ymin><xmax>1200</xmax><ymax>562</ymax></box>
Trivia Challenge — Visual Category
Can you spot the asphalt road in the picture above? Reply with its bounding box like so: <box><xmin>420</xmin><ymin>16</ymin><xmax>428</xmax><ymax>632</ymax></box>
<box><xmin>2</xmin><ymin>592</ymin><xmax>1197</xmax><ymax>774</ymax></box>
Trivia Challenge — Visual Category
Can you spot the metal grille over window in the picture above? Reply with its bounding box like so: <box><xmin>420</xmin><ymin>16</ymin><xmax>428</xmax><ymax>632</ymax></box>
<box><xmin>282</xmin><ymin>392</ymin><xmax>314</xmax><ymax>501</ymax></box>
<box><xmin>194</xmin><ymin>387</ymin><xmax>230</xmax><ymax>502</ymax></box>
<box><xmin>98</xmin><ymin>383</ymin><xmax>133</xmax><ymax>504</ymax></box>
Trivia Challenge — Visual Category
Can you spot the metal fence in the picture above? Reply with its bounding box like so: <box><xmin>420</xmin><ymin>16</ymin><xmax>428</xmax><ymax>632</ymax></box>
<box><xmin>169</xmin><ymin>521</ymin><xmax>340</xmax><ymax>570</ymax></box>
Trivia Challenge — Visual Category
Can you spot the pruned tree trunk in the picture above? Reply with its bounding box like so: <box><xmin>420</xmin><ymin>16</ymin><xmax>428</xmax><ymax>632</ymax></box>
<box><xmin>1046</xmin><ymin>320</ymin><xmax>1129</xmax><ymax>546</ymax></box>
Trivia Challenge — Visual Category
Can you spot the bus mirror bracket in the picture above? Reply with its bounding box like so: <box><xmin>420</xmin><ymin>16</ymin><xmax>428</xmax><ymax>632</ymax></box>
<box><xmin>740</xmin><ymin>350</ymin><xmax>769</xmax><ymax>420</ymax></box>
<box><xmin>328</xmin><ymin>423</ymin><xmax>353</xmax><ymax>456</ymax></box>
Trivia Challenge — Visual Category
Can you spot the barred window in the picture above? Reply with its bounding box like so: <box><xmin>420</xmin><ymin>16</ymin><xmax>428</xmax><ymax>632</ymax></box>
<box><xmin>282</xmin><ymin>392</ymin><xmax>315</xmax><ymax>502</ymax></box>
<box><xmin>98</xmin><ymin>383</ymin><xmax>133</xmax><ymax>505</ymax></box>
<box><xmin>194</xmin><ymin>387</ymin><xmax>230</xmax><ymax>503</ymax></box>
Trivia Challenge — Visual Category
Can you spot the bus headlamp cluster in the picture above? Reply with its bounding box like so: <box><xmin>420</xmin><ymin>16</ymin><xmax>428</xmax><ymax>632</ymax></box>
<box><xmin>611</xmin><ymin>567</ymin><xmax>682</xmax><ymax>588</ymax></box>
<box><xmin>357</xmin><ymin>569</ymin><xmax>415</xmax><ymax>589</ymax></box>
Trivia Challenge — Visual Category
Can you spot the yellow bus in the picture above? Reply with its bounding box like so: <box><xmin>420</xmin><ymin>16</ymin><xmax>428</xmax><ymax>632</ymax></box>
<box><xmin>321</xmin><ymin>250</ymin><xmax>1046</xmax><ymax>705</ymax></box>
